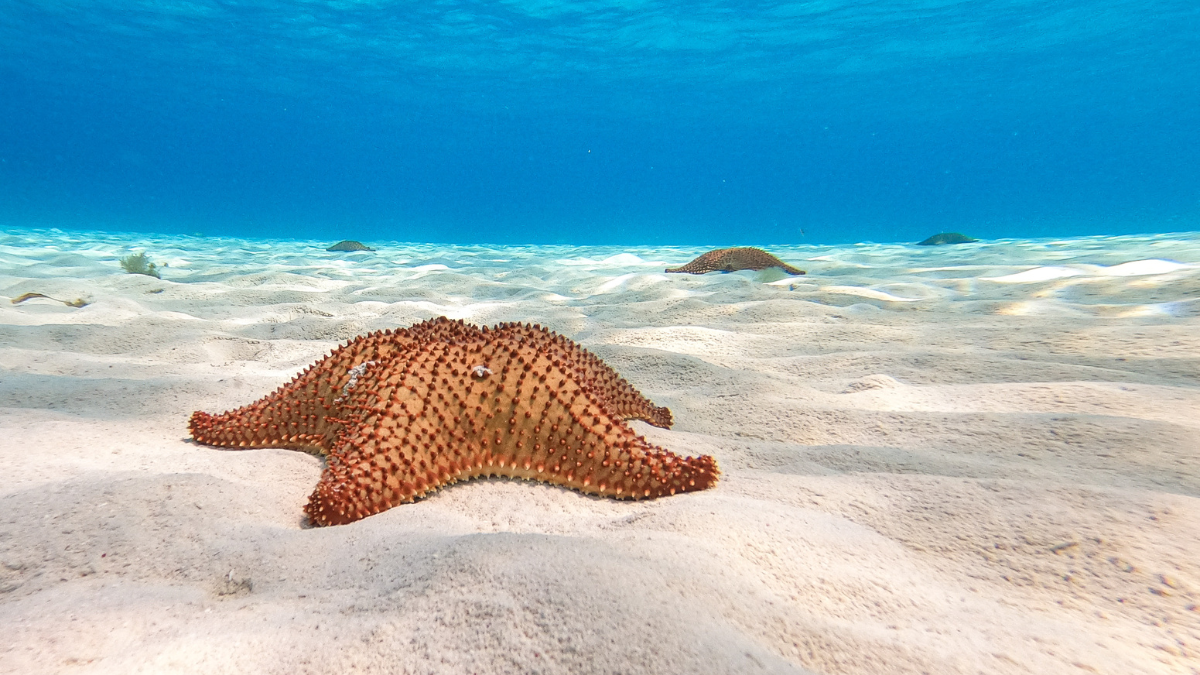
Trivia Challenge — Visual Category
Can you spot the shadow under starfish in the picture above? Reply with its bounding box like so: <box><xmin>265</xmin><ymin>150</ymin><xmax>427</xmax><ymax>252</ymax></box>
<box><xmin>189</xmin><ymin>317</ymin><xmax>719</xmax><ymax>526</ymax></box>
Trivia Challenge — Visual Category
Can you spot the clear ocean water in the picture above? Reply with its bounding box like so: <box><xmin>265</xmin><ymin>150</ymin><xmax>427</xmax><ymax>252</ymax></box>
<box><xmin>4</xmin><ymin>7</ymin><xmax>1200</xmax><ymax>669</ymax></box>
<box><xmin>1</xmin><ymin>1</ymin><xmax>1197</xmax><ymax>246</ymax></box>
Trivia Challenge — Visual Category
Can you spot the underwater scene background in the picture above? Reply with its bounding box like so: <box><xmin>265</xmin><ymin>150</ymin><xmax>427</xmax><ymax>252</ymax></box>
<box><xmin>4</xmin><ymin>4</ymin><xmax>1200</xmax><ymax>673</ymax></box>
<box><xmin>2</xmin><ymin>0</ymin><xmax>1198</xmax><ymax>245</ymax></box>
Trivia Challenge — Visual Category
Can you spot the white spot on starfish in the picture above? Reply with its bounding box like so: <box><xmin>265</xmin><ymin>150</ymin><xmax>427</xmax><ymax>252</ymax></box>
<box><xmin>337</xmin><ymin>360</ymin><xmax>377</xmax><ymax>400</ymax></box>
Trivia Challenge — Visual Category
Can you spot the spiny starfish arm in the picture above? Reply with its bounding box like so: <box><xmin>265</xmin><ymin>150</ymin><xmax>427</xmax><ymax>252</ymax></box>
<box><xmin>187</xmin><ymin>328</ymin><xmax>434</xmax><ymax>453</ymax></box>
<box><xmin>186</xmin><ymin>377</ymin><xmax>341</xmax><ymax>454</ymax></box>
<box><xmin>305</xmin><ymin>422</ymin><xmax>718</xmax><ymax>527</ymax></box>
<box><xmin>492</xmin><ymin>322</ymin><xmax>675</xmax><ymax>428</ymax></box>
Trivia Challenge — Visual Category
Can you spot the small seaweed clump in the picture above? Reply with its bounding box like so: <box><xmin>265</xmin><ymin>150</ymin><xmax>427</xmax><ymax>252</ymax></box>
<box><xmin>119</xmin><ymin>252</ymin><xmax>161</xmax><ymax>279</ymax></box>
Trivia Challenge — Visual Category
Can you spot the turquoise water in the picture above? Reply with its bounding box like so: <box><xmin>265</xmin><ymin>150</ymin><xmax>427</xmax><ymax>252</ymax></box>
<box><xmin>1</xmin><ymin>1</ymin><xmax>1198</xmax><ymax>244</ymax></box>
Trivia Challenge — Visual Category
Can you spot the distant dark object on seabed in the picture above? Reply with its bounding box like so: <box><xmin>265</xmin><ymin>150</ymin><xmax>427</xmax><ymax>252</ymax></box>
<box><xmin>327</xmin><ymin>240</ymin><xmax>376</xmax><ymax>252</ymax></box>
<box><xmin>916</xmin><ymin>230</ymin><xmax>974</xmax><ymax>243</ymax></box>
<box><xmin>666</xmin><ymin>247</ymin><xmax>805</xmax><ymax>275</ymax></box>
<box><xmin>916</xmin><ymin>232</ymin><xmax>978</xmax><ymax>246</ymax></box>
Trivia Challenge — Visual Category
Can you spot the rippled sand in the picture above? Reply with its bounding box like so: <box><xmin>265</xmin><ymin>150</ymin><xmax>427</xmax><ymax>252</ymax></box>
<box><xmin>1</xmin><ymin>227</ymin><xmax>1197</xmax><ymax>674</ymax></box>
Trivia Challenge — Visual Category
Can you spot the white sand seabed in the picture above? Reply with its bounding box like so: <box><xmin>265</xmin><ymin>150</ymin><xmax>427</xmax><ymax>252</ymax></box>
<box><xmin>1</xmin><ymin>227</ymin><xmax>1198</xmax><ymax>674</ymax></box>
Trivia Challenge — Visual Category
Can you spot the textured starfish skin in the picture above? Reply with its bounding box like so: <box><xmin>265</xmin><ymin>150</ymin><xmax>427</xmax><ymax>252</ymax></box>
<box><xmin>189</xmin><ymin>317</ymin><xmax>718</xmax><ymax>526</ymax></box>
<box><xmin>666</xmin><ymin>247</ymin><xmax>805</xmax><ymax>275</ymax></box>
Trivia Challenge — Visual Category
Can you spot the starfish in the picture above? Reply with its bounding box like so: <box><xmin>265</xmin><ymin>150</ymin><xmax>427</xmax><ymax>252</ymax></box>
<box><xmin>326</xmin><ymin>240</ymin><xmax>375</xmax><ymax>252</ymax></box>
<box><xmin>189</xmin><ymin>317</ymin><xmax>719</xmax><ymax>526</ymax></box>
<box><xmin>916</xmin><ymin>232</ymin><xmax>978</xmax><ymax>246</ymax></box>
<box><xmin>665</xmin><ymin>247</ymin><xmax>805</xmax><ymax>275</ymax></box>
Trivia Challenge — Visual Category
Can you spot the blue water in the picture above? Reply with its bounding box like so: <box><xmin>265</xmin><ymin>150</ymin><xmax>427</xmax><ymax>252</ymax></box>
<box><xmin>2</xmin><ymin>1</ymin><xmax>1197</xmax><ymax>245</ymax></box>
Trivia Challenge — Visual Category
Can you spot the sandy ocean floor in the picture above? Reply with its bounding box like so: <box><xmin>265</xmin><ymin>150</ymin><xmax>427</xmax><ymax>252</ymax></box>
<box><xmin>1</xmin><ymin>227</ymin><xmax>1198</xmax><ymax>674</ymax></box>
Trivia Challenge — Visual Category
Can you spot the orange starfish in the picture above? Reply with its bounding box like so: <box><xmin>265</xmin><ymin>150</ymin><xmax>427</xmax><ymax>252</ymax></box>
<box><xmin>666</xmin><ymin>247</ymin><xmax>805</xmax><ymax>275</ymax></box>
<box><xmin>189</xmin><ymin>317</ymin><xmax>719</xmax><ymax>526</ymax></box>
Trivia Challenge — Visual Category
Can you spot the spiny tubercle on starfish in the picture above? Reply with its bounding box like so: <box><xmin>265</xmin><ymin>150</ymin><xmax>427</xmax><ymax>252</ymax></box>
<box><xmin>189</xmin><ymin>317</ymin><xmax>718</xmax><ymax>526</ymax></box>
<box><xmin>665</xmin><ymin>247</ymin><xmax>805</xmax><ymax>275</ymax></box>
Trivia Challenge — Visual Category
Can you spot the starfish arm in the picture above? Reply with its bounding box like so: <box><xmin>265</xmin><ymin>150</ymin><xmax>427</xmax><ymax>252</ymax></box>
<box><xmin>189</xmin><ymin>341</ymin><xmax>375</xmax><ymax>453</ymax></box>
<box><xmin>304</xmin><ymin>443</ymin><xmax>424</xmax><ymax>526</ymax></box>
<box><xmin>189</xmin><ymin>326</ymin><xmax>437</xmax><ymax>453</ymax></box>
<box><xmin>567</xmin><ymin>349</ymin><xmax>674</xmax><ymax>428</ymax></box>
<box><xmin>494</xmin><ymin>323</ymin><xmax>675</xmax><ymax>428</ymax></box>
<box><xmin>665</xmin><ymin>249</ymin><xmax>727</xmax><ymax>274</ymax></box>
<box><xmin>187</xmin><ymin>378</ymin><xmax>340</xmax><ymax>453</ymax></box>
<box><xmin>739</xmin><ymin>249</ymin><xmax>805</xmax><ymax>275</ymax></box>
<box><xmin>304</xmin><ymin>420</ymin><xmax>718</xmax><ymax>527</ymax></box>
